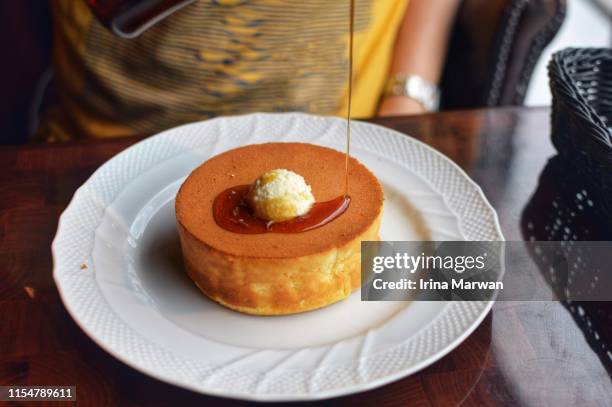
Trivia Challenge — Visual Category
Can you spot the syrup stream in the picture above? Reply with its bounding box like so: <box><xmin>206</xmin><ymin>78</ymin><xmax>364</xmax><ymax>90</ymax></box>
<box><xmin>344</xmin><ymin>0</ymin><xmax>354</xmax><ymax>196</ymax></box>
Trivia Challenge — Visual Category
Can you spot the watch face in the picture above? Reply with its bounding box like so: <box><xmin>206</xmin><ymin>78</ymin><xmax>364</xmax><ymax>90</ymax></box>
<box><xmin>386</xmin><ymin>75</ymin><xmax>439</xmax><ymax>111</ymax></box>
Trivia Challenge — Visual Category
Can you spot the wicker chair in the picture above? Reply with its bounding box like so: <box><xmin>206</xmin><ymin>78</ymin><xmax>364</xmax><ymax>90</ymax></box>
<box><xmin>440</xmin><ymin>0</ymin><xmax>566</xmax><ymax>109</ymax></box>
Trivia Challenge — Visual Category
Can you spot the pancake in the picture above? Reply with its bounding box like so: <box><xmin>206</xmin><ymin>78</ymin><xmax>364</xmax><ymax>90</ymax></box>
<box><xmin>176</xmin><ymin>142</ymin><xmax>384</xmax><ymax>315</ymax></box>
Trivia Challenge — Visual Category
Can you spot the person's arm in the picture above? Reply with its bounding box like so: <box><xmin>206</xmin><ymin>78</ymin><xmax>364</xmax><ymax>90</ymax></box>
<box><xmin>378</xmin><ymin>0</ymin><xmax>461</xmax><ymax>116</ymax></box>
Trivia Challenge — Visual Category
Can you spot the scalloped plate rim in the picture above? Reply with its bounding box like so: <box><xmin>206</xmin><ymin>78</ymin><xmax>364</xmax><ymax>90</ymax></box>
<box><xmin>52</xmin><ymin>112</ymin><xmax>503</xmax><ymax>401</ymax></box>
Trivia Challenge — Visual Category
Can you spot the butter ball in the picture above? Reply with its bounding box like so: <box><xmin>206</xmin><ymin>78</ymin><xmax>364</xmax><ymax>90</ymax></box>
<box><xmin>247</xmin><ymin>169</ymin><xmax>315</xmax><ymax>222</ymax></box>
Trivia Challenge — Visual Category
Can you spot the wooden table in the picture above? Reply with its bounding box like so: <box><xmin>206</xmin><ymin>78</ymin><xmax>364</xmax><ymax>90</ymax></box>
<box><xmin>1</xmin><ymin>107</ymin><xmax>611</xmax><ymax>405</ymax></box>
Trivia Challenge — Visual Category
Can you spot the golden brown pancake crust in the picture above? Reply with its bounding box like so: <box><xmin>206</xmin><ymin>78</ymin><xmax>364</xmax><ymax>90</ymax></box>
<box><xmin>176</xmin><ymin>142</ymin><xmax>384</xmax><ymax>259</ymax></box>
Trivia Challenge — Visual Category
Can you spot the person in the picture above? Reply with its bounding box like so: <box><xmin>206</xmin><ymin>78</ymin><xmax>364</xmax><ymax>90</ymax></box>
<box><xmin>38</xmin><ymin>0</ymin><xmax>460</xmax><ymax>141</ymax></box>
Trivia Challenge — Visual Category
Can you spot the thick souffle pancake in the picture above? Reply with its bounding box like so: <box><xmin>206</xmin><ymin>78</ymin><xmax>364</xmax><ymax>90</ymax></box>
<box><xmin>176</xmin><ymin>142</ymin><xmax>383</xmax><ymax>315</ymax></box>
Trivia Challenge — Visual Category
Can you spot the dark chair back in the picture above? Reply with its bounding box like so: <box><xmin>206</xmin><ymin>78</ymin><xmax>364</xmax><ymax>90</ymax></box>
<box><xmin>440</xmin><ymin>0</ymin><xmax>566</xmax><ymax>109</ymax></box>
<box><xmin>0</xmin><ymin>0</ymin><xmax>51</xmax><ymax>145</ymax></box>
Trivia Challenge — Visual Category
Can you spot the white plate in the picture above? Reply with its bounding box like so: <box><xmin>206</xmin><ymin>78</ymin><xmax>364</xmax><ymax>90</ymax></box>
<box><xmin>52</xmin><ymin>113</ymin><xmax>503</xmax><ymax>401</ymax></box>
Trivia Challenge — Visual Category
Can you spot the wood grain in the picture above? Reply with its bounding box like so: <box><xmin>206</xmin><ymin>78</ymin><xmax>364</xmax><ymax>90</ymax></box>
<box><xmin>1</xmin><ymin>107</ymin><xmax>610</xmax><ymax>406</ymax></box>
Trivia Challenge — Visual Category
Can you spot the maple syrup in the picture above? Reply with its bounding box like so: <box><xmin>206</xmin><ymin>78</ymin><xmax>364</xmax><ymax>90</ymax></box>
<box><xmin>213</xmin><ymin>185</ymin><xmax>350</xmax><ymax>234</ymax></box>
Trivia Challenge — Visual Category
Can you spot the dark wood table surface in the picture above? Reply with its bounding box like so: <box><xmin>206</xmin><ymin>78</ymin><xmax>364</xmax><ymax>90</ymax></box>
<box><xmin>1</xmin><ymin>106</ymin><xmax>611</xmax><ymax>406</ymax></box>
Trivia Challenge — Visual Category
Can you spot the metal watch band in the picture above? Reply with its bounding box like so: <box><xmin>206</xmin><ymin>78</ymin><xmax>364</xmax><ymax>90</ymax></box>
<box><xmin>384</xmin><ymin>74</ymin><xmax>440</xmax><ymax>112</ymax></box>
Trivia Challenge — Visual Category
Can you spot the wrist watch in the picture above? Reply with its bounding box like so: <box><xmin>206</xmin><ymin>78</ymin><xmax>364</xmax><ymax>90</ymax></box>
<box><xmin>384</xmin><ymin>74</ymin><xmax>440</xmax><ymax>112</ymax></box>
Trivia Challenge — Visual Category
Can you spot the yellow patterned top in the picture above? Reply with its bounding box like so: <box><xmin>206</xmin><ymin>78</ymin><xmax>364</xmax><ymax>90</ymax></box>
<box><xmin>41</xmin><ymin>0</ymin><xmax>407</xmax><ymax>140</ymax></box>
